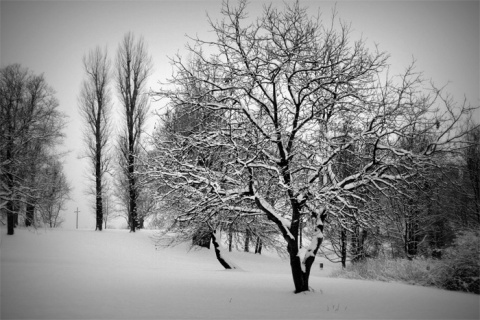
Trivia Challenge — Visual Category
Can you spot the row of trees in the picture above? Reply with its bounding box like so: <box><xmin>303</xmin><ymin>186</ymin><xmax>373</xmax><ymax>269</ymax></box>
<box><xmin>141</xmin><ymin>1</ymin><xmax>478</xmax><ymax>293</ymax></box>
<box><xmin>78</xmin><ymin>32</ymin><xmax>153</xmax><ymax>232</ymax></box>
<box><xmin>0</xmin><ymin>64</ymin><xmax>70</xmax><ymax>235</ymax></box>
<box><xmin>322</xmin><ymin>123</ymin><xmax>480</xmax><ymax>266</ymax></box>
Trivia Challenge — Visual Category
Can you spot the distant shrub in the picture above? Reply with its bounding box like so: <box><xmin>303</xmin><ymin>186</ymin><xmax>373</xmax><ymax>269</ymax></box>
<box><xmin>330</xmin><ymin>257</ymin><xmax>435</xmax><ymax>287</ymax></box>
<box><xmin>433</xmin><ymin>230</ymin><xmax>480</xmax><ymax>294</ymax></box>
<box><xmin>330</xmin><ymin>230</ymin><xmax>480</xmax><ymax>294</ymax></box>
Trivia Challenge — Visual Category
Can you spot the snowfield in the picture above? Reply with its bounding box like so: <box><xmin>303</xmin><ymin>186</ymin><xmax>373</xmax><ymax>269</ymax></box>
<box><xmin>1</xmin><ymin>227</ymin><xmax>478</xmax><ymax>319</ymax></box>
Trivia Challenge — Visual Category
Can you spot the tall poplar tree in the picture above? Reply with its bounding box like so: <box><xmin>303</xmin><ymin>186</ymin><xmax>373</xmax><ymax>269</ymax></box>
<box><xmin>115</xmin><ymin>32</ymin><xmax>152</xmax><ymax>232</ymax></box>
<box><xmin>79</xmin><ymin>46</ymin><xmax>112</xmax><ymax>231</ymax></box>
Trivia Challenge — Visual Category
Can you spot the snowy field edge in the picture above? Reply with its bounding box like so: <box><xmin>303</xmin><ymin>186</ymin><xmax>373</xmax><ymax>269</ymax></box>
<box><xmin>1</xmin><ymin>227</ymin><xmax>479</xmax><ymax>319</ymax></box>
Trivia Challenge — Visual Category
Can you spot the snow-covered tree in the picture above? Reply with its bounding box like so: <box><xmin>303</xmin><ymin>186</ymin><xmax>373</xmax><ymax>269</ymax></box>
<box><xmin>0</xmin><ymin>64</ymin><xmax>67</xmax><ymax>235</ymax></box>
<box><xmin>147</xmin><ymin>56</ymin><xmax>284</xmax><ymax>259</ymax></box>
<box><xmin>463</xmin><ymin>124</ymin><xmax>480</xmax><ymax>224</ymax></box>
<box><xmin>147</xmin><ymin>1</ymin><xmax>474</xmax><ymax>293</ymax></box>
<box><xmin>36</xmin><ymin>159</ymin><xmax>71</xmax><ymax>228</ymax></box>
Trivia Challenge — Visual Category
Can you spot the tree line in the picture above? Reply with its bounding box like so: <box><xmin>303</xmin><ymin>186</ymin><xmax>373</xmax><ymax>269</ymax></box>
<box><xmin>0</xmin><ymin>32</ymin><xmax>153</xmax><ymax>234</ymax></box>
<box><xmin>78</xmin><ymin>32</ymin><xmax>153</xmax><ymax>232</ymax></box>
<box><xmin>0</xmin><ymin>64</ymin><xmax>69</xmax><ymax>234</ymax></box>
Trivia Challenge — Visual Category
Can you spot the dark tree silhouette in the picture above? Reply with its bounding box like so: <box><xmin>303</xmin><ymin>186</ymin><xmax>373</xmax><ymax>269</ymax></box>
<box><xmin>0</xmin><ymin>64</ymin><xmax>66</xmax><ymax>235</ymax></box>
<box><xmin>79</xmin><ymin>46</ymin><xmax>112</xmax><ymax>231</ymax></box>
<box><xmin>115</xmin><ymin>32</ymin><xmax>152</xmax><ymax>232</ymax></box>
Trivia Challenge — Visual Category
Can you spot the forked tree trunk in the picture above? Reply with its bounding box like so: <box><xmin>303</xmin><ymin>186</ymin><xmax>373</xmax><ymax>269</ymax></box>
<box><xmin>255</xmin><ymin>194</ymin><xmax>326</xmax><ymax>293</ymax></box>
<box><xmin>288</xmin><ymin>240</ymin><xmax>325</xmax><ymax>293</ymax></box>
<box><xmin>289</xmin><ymin>208</ymin><xmax>327</xmax><ymax>293</ymax></box>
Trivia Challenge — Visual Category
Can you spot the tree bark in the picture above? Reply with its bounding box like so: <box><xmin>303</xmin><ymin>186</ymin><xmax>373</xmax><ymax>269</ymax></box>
<box><xmin>211</xmin><ymin>230</ymin><xmax>236</xmax><ymax>269</ymax></box>
<box><xmin>255</xmin><ymin>237</ymin><xmax>262</xmax><ymax>254</ymax></box>
<box><xmin>405</xmin><ymin>210</ymin><xmax>419</xmax><ymax>259</ymax></box>
<box><xmin>128</xmin><ymin>153</ymin><xmax>137</xmax><ymax>232</ymax></box>
<box><xmin>136</xmin><ymin>216</ymin><xmax>144</xmax><ymax>229</ymax></box>
<box><xmin>228</xmin><ymin>226</ymin><xmax>233</xmax><ymax>252</ymax></box>
<box><xmin>7</xmin><ymin>200</ymin><xmax>14</xmax><ymax>235</ymax></box>
<box><xmin>13</xmin><ymin>206</ymin><xmax>18</xmax><ymax>227</ymax></box>
<box><xmin>288</xmin><ymin>207</ymin><xmax>327</xmax><ymax>293</ymax></box>
<box><xmin>6</xmin><ymin>166</ymin><xmax>14</xmax><ymax>235</ymax></box>
<box><xmin>341</xmin><ymin>227</ymin><xmax>347</xmax><ymax>268</ymax></box>
<box><xmin>288</xmin><ymin>234</ymin><xmax>326</xmax><ymax>293</ymax></box>
<box><xmin>244</xmin><ymin>229</ymin><xmax>250</xmax><ymax>252</ymax></box>
<box><xmin>25</xmin><ymin>202</ymin><xmax>35</xmax><ymax>227</ymax></box>
<box><xmin>95</xmin><ymin>129</ymin><xmax>103</xmax><ymax>231</ymax></box>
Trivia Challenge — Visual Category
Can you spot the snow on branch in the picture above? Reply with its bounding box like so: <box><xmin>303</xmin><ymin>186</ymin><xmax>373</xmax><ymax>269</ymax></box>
<box><xmin>253</xmin><ymin>192</ymin><xmax>294</xmax><ymax>241</ymax></box>
<box><xmin>301</xmin><ymin>206</ymin><xmax>327</xmax><ymax>272</ymax></box>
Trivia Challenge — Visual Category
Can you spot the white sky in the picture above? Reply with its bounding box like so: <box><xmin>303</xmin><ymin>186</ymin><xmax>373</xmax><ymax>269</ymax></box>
<box><xmin>1</xmin><ymin>0</ymin><xmax>479</xmax><ymax>229</ymax></box>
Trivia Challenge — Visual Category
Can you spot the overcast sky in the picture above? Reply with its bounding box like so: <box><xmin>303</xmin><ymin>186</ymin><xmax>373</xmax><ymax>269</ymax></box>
<box><xmin>1</xmin><ymin>0</ymin><xmax>478</xmax><ymax>229</ymax></box>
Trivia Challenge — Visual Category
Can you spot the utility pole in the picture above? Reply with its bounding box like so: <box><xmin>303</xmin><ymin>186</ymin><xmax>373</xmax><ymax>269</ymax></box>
<box><xmin>75</xmin><ymin>207</ymin><xmax>80</xmax><ymax>229</ymax></box>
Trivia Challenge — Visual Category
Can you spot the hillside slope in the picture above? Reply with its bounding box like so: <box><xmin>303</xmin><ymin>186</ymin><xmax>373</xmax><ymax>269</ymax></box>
<box><xmin>1</xmin><ymin>228</ymin><xmax>478</xmax><ymax>319</ymax></box>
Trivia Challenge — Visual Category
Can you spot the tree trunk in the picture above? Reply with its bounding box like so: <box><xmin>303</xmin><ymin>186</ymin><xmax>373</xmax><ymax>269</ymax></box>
<box><xmin>361</xmin><ymin>229</ymin><xmax>367</xmax><ymax>258</ymax></box>
<box><xmin>255</xmin><ymin>236</ymin><xmax>262</xmax><ymax>254</ymax></box>
<box><xmin>6</xmin><ymin>167</ymin><xmax>14</xmax><ymax>235</ymax></box>
<box><xmin>341</xmin><ymin>227</ymin><xmax>347</xmax><ymax>268</ymax></box>
<box><xmin>95</xmin><ymin>192</ymin><xmax>103</xmax><ymax>231</ymax></box>
<box><xmin>228</xmin><ymin>226</ymin><xmax>233</xmax><ymax>252</ymax></box>
<box><xmin>289</xmin><ymin>207</ymin><xmax>327</xmax><ymax>293</ymax></box>
<box><xmin>299</xmin><ymin>218</ymin><xmax>303</xmax><ymax>248</ymax></box>
<box><xmin>405</xmin><ymin>212</ymin><xmax>418</xmax><ymax>259</ymax></box>
<box><xmin>7</xmin><ymin>200</ymin><xmax>15</xmax><ymax>235</ymax></box>
<box><xmin>25</xmin><ymin>202</ymin><xmax>35</xmax><ymax>227</ymax></box>
<box><xmin>351</xmin><ymin>224</ymin><xmax>367</xmax><ymax>263</ymax></box>
<box><xmin>289</xmin><ymin>248</ymin><xmax>308</xmax><ymax>293</ymax></box>
<box><xmin>244</xmin><ymin>229</ymin><xmax>250</xmax><ymax>252</ymax></box>
<box><xmin>211</xmin><ymin>230</ymin><xmax>236</xmax><ymax>269</ymax></box>
<box><xmin>288</xmin><ymin>234</ymin><xmax>326</xmax><ymax>293</ymax></box>
<box><xmin>128</xmin><ymin>148</ymin><xmax>137</xmax><ymax>232</ymax></box>
<box><xmin>11</xmin><ymin>199</ymin><xmax>19</xmax><ymax>227</ymax></box>
<box><xmin>136</xmin><ymin>216</ymin><xmax>144</xmax><ymax>229</ymax></box>
<box><xmin>95</xmin><ymin>142</ymin><xmax>103</xmax><ymax>231</ymax></box>
<box><xmin>13</xmin><ymin>210</ymin><xmax>18</xmax><ymax>227</ymax></box>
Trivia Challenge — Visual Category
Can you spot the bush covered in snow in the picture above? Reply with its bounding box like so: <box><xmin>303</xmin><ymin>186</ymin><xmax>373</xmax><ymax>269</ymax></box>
<box><xmin>330</xmin><ymin>257</ymin><xmax>435</xmax><ymax>287</ymax></box>
<box><xmin>330</xmin><ymin>230</ymin><xmax>480</xmax><ymax>294</ymax></box>
<box><xmin>433</xmin><ymin>230</ymin><xmax>480</xmax><ymax>294</ymax></box>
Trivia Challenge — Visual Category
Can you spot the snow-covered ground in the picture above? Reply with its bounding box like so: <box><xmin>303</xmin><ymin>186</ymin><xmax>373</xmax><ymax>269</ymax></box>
<box><xmin>1</xmin><ymin>227</ymin><xmax>478</xmax><ymax>319</ymax></box>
